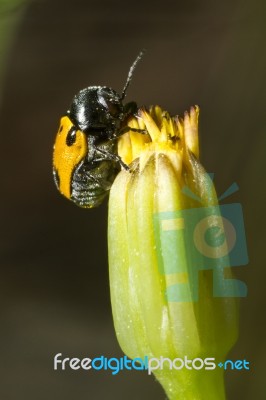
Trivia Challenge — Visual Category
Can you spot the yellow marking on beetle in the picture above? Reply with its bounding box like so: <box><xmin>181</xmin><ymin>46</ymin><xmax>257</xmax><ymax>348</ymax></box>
<box><xmin>53</xmin><ymin>116</ymin><xmax>87</xmax><ymax>199</ymax></box>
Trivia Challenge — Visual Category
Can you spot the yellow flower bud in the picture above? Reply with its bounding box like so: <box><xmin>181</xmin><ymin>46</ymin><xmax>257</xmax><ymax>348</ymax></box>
<box><xmin>108</xmin><ymin>106</ymin><xmax>239</xmax><ymax>399</ymax></box>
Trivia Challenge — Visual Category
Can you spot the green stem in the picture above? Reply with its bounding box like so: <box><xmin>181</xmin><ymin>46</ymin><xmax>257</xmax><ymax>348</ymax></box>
<box><xmin>154</xmin><ymin>368</ymin><xmax>225</xmax><ymax>400</ymax></box>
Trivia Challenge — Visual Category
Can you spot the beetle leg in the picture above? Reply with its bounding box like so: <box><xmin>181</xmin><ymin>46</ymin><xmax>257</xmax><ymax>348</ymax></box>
<box><xmin>95</xmin><ymin>147</ymin><xmax>129</xmax><ymax>171</ymax></box>
<box><xmin>117</xmin><ymin>126</ymin><xmax>147</xmax><ymax>136</ymax></box>
<box><xmin>122</xmin><ymin>126</ymin><xmax>147</xmax><ymax>134</ymax></box>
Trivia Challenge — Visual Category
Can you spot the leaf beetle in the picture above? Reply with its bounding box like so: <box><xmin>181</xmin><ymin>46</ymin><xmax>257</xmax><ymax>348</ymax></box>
<box><xmin>53</xmin><ymin>51</ymin><xmax>144</xmax><ymax>208</ymax></box>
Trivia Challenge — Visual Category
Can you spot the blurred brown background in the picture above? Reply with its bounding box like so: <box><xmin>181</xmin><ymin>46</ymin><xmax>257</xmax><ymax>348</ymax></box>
<box><xmin>1</xmin><ymin>0</ymin><xmax>265</xmax><ymax>399</ymax></box>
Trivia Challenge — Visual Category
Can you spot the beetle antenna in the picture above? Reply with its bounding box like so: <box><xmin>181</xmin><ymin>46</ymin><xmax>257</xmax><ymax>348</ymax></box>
<box><xmin>121</xmin><ymin>49</ymin><xmax>145</xmax><ymax>100</ymax></box>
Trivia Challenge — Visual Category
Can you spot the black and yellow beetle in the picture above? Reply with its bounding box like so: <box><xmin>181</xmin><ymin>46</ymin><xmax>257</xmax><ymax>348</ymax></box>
<box><xmin>53</xmin><ymin>51</ymin><xmax>144</xmax><ymax>208</ymax></box>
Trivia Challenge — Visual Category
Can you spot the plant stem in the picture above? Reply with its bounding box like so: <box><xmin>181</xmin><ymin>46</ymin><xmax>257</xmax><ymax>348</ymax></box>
<box><xmin>154</xmin><ymin>368</ymin><xmax>225</xmax><ymax>400</ymax></box>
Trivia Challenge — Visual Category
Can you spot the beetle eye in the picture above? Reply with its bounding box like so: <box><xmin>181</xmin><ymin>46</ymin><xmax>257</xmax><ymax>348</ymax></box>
<box><xmin>106</xmin><ymin>101</ymin><xmax>120</xmax><ymax>117</ymax></box>
<box><xmin>66</xmin><ymin>128</ymin><xmax>76</xmax><ymax>146</ymax></box>
<box><xmin>99</xmin><ymin>97</ymin><xmax>121</xmax><ymax>117</ymax></box>
<box><xmin>98</xmin><ymin>89</ymin><xmax>121</xmax><ymax>117</ymax></box>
